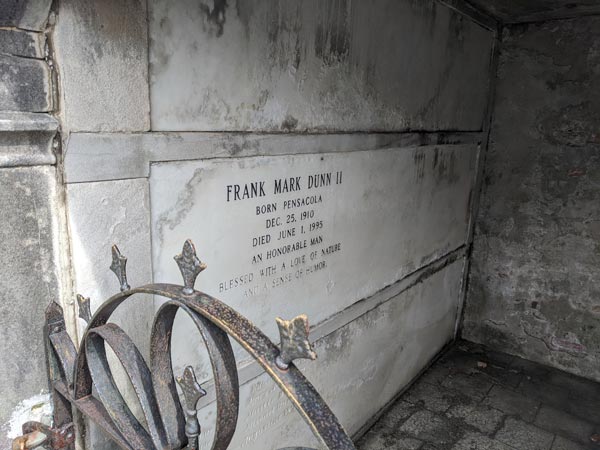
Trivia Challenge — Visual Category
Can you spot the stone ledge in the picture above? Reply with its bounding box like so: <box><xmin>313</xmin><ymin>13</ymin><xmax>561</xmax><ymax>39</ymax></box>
<box><xmin>63</xmin><ymin>131</ymin><xmax>484</xmax><ymax>183</ymax></box>
<box><xmin>0</xmin><ymin>112</ymin><xmax>57</xmax><ymax>167</ymax></box>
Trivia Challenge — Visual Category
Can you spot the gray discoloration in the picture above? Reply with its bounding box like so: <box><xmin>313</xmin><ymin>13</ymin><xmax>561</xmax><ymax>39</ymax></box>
<box><xmin>152</xmin><ymin>167</ymin><xmax>207</xmax><ymax>244</ymax></box>
<box><xmin>0</xmin><ymin>0</ymin><xmax>52</xmax><ymax>31</ymax></box>
<box><xmin>199</xmin><ymin>0</ymin><xmax>229</xmax><ymax>37</ymax></box>
<box><xmin>149</xmin><ymin>0</ymin><xmax>493</xmax><ymax>132</ymax></box>
<box><xmin>0</xmin><ymin>0</ymin><xmax>25</xmax><ymax>27</ymax></box>
<box><xmin>0</xmin><ymin>29</ymin><xmax>45</xmax><ymax>59</ymax></box>
<box><xmin>0</xmin><ymin>166</ymin><xmax>61</xmax><ymax>447</ymax></box>
<box><xmin>52</xmin><ymin>0</ymin><xmax>149</xmax><ymax>132</ymax></box>
<box><xmin>314</xmin><ymin>0</ymin><xmax>351</xmax><ymax>65</ymax></box>
<box><xmin>281</xmin><ymin>115</ymin><xmax>299</xmax><ymax>131</ymax></box>
<box><xmin>463</xmin><ymin>17</ymin><xmax>600</xmax><ymax>381</ymax></box>
<box><xmin>0</xmin><ymin>55</ymin><xmax>52</xmax><ymax>112</ymax></box>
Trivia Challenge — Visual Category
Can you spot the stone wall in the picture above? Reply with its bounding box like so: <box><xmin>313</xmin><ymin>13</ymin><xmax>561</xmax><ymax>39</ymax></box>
<box><xmin>0</xmin><ymin>0</ymin><xmax>67</xmax><ymax>447</ymax></box>
<box><xmin>463</xmin><ymin>18</ymin><xmax>600</xmax><ymax>381</ymax></box>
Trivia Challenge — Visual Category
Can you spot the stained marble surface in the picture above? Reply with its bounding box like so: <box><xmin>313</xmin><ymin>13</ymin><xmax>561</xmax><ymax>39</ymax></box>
<box><xmin>148</xmin><ymin>0</ymin><xmax>492</xmax><ymax>132</ymax></box>
<box><xmin>194</xmin><ymin>260</ymin><xmax>465</xmax><ymax>450</ymax></box>
<box><xmin>149</xmin><ymin>145</ymin><xmax>476</xmax><ymax>374</ymax></box>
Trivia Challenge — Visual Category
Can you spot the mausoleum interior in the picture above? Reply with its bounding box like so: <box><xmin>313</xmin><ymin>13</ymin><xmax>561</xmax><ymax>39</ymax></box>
<box><xmin>1</xmin><ymin>1</ymin><xmax>599</xmax><ymax>449</ymax></box>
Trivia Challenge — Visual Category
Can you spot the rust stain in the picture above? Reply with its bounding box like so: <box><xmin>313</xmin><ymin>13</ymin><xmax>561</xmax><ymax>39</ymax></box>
<box><xmin>550</xmin><ymin>336</ymin><xmax>586</xmax><ymax>353</ymax></box>
<box><xmin>567</xmin><ymin>168</ymin><xmax>586</xmax><ymax>177</ymax></box>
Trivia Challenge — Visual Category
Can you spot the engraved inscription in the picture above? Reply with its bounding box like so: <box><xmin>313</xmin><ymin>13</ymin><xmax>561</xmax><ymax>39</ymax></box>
<box><xmin>221</xmin><ymin>172</ymin><xmax>344</xmax><ymax>298</ymax></box>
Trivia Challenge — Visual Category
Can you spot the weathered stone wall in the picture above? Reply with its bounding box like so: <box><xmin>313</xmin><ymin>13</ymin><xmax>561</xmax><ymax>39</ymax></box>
<box><xmin>0</xmin><ymin>1</ymin><xmax>66</xmax><ymax>447</ymax></box>
<box><xmin>463</xmin><ymin>18</ymin><xmax>600</xmax><ymax>381</ymax></box>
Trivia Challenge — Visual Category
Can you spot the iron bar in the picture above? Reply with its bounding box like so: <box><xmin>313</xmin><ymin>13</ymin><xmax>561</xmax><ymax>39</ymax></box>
<box><xmin>23</xmin><ymin>239</ymin><xmax>356</xmax><ymax>450</ymax></box>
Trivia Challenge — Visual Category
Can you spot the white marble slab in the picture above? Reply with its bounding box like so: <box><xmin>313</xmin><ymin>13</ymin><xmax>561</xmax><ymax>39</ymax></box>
<box><xmin>66</xmin><ymin>179</ymin><xmax>154</xmax><ymax>335</ymax></box>
<box><xmin>66</xmin><ymin>178</ymin><xmax>157</xmax><ymax>449</ymax></box>
<box><xmin>148</xmin><ymin>0</ymin><xmax>493</xmax><ymax>132</ymax></box>
<box><xmin>150</xmin><ymin>145</ymin><xmax>476</xmax><ymax>369</ymax></box>
<box><xmin>193</xmin><ymin>259</ymin><xmax>465</xmax><ymax>449</ymax></box>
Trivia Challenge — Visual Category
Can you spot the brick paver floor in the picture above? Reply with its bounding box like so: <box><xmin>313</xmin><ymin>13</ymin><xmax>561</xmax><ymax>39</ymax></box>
<box><xmin>357</xmin><ymin>340</ymin><xmax>600</xmax><ymax>450</ymax></box>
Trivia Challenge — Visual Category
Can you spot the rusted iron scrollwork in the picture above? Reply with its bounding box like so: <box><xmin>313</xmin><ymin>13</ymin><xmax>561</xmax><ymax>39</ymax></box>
<box><xmin>17</xmin><ymin>239</ymin><xmax>356</xmax><ymax>450</ymax></box>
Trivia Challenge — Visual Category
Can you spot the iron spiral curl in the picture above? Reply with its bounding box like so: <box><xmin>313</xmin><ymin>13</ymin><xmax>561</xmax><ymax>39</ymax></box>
<box><xmin>44</xmin><ymin>240</ymin><xmax>356</xmax><ymax>450</ymax></box>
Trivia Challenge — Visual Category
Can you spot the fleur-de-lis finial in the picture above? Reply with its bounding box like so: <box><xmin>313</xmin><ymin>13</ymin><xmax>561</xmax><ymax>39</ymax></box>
<box><xmin>176</xmin><ymin>366</ymin><xmax>206</xmax><ymax>450</ymax></box>
<box><xmin>109</xmin><ymin>245</ymin><xmax>130</xmax><ymax>292</ymax></box>
<box><xmin>76</xmin><ymin>294</ymin><xmax>91</xmax><ymax>323</ymax></box>
<box><xmin>174</xmin><ymin>240</ymin><xmax>207</xmax><ymax>295</ymax></box>
<box><xmin>275</xmin><ymin>314</ymin><xmax>317</xmax><ymax>370</ymax></box>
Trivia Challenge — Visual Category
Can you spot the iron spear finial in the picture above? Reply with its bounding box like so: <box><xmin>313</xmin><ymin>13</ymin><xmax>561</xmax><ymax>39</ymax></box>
<box><xmin>176</xmin><ymin>366</ymin><xmax>206</xmax><ymax>450</ymax></box>
<box><xmin>76</xmin><ymin>294</ymin><xmax>91</xmax><ymax>323</ymax></box>
<box><xmin>109</xmin><ymin>245</ymin><xmax>130</xmax><ymax>292</ymax></box>
<box><xmin>174</xmin><ymin>240</ymin><xmax>207</xmax><ymax>295</ymax></box>
<box><xmin>275</xmin><ymin>314</ymin><xmax>317</xmax><ymax>370</ymax></box>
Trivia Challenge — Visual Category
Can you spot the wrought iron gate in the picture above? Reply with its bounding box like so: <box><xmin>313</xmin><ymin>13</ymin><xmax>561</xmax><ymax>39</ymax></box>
<box><xmin>13</xmin><ymin>240</ymin><xmax>356</xmax><ymax>450</ymax></box>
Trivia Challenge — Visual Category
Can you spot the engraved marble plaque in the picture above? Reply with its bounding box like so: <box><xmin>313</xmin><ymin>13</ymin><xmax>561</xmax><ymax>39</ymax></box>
<box><xmin>150</xmin><ymin>145</ymin><xmax>476</xmax><ymax>363</ymax></box>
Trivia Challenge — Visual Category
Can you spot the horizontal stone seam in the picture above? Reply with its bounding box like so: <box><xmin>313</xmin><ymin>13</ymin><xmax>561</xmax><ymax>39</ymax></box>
<box><xmin>147</xmin><ymin>142</ymin><xmax>480</xmax><ymax>167</ymax></box>
<box><xmin>63</xmin><ymin>131</ymin><xmax>484</xmax><ymax>184</ymax></box>
<box><xmin>0</xmin><ymin>162</ymin><xmax>55</xmax><ymax>170</ymax></box>
<box><xmin>195</xmin><ymin>246</ymin><xmax>466</xmax><ymax>408</ymax></box>
<box><xmin>310</xmin><ymin>246</ymin><xmax>467</xmax><ymax>343</ymax></box>
<box><xmin>0</xmin><ymin>52</ymin><xmax>45</xmax><ymax>61</ymax></box>
<box><xmin>436</xmin><ymin>0</ymin><xmax>499</xmax><ymax>31</ymax></box>
<box><xmin>65</xmin><ymin>130</ymin><xmax>485</xmax><ymax>137</ymax></box>
<box><xmin>506</xmin><ymin>9</ymin><xmax>600</xmax><ymax>24</ymax></box>
<box><xmin>0</xmin><ymin>25</ymin><xmax>46</xmax><ymax>32</ymax></box>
